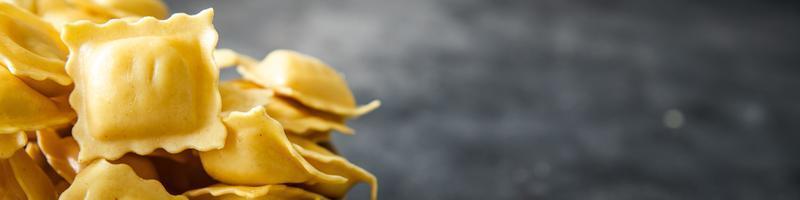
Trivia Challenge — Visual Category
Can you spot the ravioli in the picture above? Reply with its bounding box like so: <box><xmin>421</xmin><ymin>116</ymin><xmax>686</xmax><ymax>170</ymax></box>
<box><xmin>68</xmin><ymin>0</ymin><xmax>168</xmax><ymax>19</ymax></box>
<box><xmin>59</xmin><ymin>159</ymin><xmax>186</xmax><ymax>200</ymax></box>
<box><xmin>267</xmin><ymin>96</ymin><xmax>353</xmax><ymax>135</ymax></box>
<box><xmin>291</xmin><ymin>137</ymin><xmax>378</xmax><ymax>200</ymax></box>
<box><xmin>36</xmin><ymin>0</ymin><xmax>110</xmax><ymax>30</ymax></box>
<box><xmin>0</xmin><ymin>2</ymin><xmax>382</xmax><ymax>198</ymax></box>
<box><xmin>214</xmin><ymin>49</ymin><xmax>241</xmax><ymax>69</ymax></box>
<box><xmin>288</xmin><ymin>130</ymin><xmax>332</xmax><ymax>143</ymax></box>
<box><xmin>0</xmin><ymin>2</ymin><xmax>73</xmax><ymax>86</ymax></box>
<box><xmin>0</xmin><ymin>132</ymin><xmax>26</xmax><ymax>159</ymax></box>
<box><xmin>219</xmin><ymin>79</ymin><xmax>274</xmax><ymax>116</ymax></box>
<box><xmin>62</xmin><ymin>9</ymin><xmax>226</xmax><ymax>163</ymax></box>
<box><xmin>36</xmin><ymin>129</ymin><xmax>80</xmax><ymax>182</ymax></box>
<box><xmin>23</xmin><ymin>141</ymin><xmax>72</xmax><ymax>195</ymax></box>
<box><xmin>184</xmin><ymin>184</ymin><xmax>329</xmax><ymax>200</ymax></box>
<box><xmin>0</xmin><ymin>150</ymin><xmax>58</xmax><ymax>200</ymax></box>
<box><xmin>19</xmin><ymin>76</ymin><xmax>74</xmax><ymax>97</ymax></box>
<box><xmin>37</xmin><ymin>129</ymin><xmax>161</xmax><ymax>183</ymax></box>
<box><xmin>0</xmin><ymin>66</ymin><xmax>75</xmax><ymax>134</ymax></box>
<box><xmin>1</xmin><ymin>0</ymin><xmax>34</xmax><ymax>11</ymax></box>
<box><xmin>238</xmin><ymin>50</ymin><xmax>380</xmax><ymax>117</ymax></box>
<box><xmin>213</xmin><ymin>48</ymin><xmax>258</xmax><ymax>69</ymax></box>
<box><xmin>24</xmin><ymin>142</ymin><xmax>43</xmax><ymax>165</ymax></box>
<box><xmin>199</xmin><ymin>106</ymin><xmax>346</xmax><ymax>186</ymax></box>
<box><xmin>219</xmin><ymin>79</ymin><xmax>353</xmax><ymax>134</ymax></box>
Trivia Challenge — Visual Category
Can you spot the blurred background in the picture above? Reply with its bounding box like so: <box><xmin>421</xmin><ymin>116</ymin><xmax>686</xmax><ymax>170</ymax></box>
<box><xmin>167</xmin><ymin>0</ymin><xmax>799</xmax><ymax>199</ymax></box>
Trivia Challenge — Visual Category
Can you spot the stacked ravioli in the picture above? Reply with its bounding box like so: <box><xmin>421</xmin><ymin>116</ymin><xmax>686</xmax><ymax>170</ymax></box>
<box><xmin>0</xmin><ymin>1</ymin><xmax>380</xmax><ymax>200</ymax></box>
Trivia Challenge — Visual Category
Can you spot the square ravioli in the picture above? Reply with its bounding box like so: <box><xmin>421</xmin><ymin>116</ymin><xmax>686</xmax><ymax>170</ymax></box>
<box><xmin>62</xmin><ymin>9</ymin><xmax>226</xmax><ymax>163</ymax></box>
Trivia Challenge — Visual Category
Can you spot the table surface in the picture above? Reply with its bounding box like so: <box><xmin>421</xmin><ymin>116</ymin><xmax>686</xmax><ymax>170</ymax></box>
<box><xmin>166</xmin><ymin>0</ymin><xmax>800</xmax><ymax>199</ymax></box>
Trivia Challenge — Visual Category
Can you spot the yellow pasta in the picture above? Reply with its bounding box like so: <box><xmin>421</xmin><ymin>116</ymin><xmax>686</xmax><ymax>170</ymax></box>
<box><xmin>199</xmin><ymin>106</ymin><xmax>347</xmax><ymax>186</ymax></box>
<box><xmin>24</xmin><ymin>142</ymin><xmax>44</xmax><ymax>165</ymax></box>
<box><xmin>219</xmin><ymin>79</ymin><xmax>352</xmax><ymax>135</ymax></box>
<box><xmin>1</xmin><ymin>0</ymin><xmax>34</xmax><ymax>11</ymax></box>
<box><xmin>62</xmin><ymin>9</ymin><xmax>226</xmax><ymax>163</ymax></box>
<box><xmin>0</xmin><ymin>150</ymin><xmax>58</xmax><ymax>200</ymax></box>
<box><xmin>0</xmin><ymin>132</ymin><xmax>26</xmax><ymax>159</ymax></box>
<box><xmin>289</xmin><ymin>130</ymin><xmax>333</xmax><ymax>143</ymax></box>
<box><xmin>219</xmin><ymin>79</ymin><xmax>274</xmax><ymax>116</ymax></box>
<box><xmin>68</xmin><ymin>0</ymin><xmax>168</xmax><ymax>19</ymax></box>
<box><xmin>1</xmin><ymin>2</ymin><xmax>381</xmax><ymax>199</ymax></box>
<box><xmin>213</xmin><ymin>48</ymin><xmax>259</xmax><ymax>69</ymax></box>
<box><xmin>214</xmin><ymin>48</ymin><xmax>243</xmax><ymax>69</ymax></box>
<box><xmin>18</xmin><ymin>76</ymin><xmax>74</xmax><ymax>97</ymax></box>
<box><xmin>238</xmin><ymin>50</ymin><xmax>380</xmax><ymax>117</ymax></box>
<box><xmin>266</xmin><ymin>96</ymin><xmax>354</xmax><ymax>135</ymax></box>
<box><xmin>0</xmin><ymin>2</ymin><xmax>72</xmax><ymax>86</ymax></box>
<box><xmin>38</xmin><ymin>129</ymin><xmax>161</xmax><ymax>183</ymax></box>
<box><xmin>184</xmin><ymin>184</ymin><xmax>329</xmax><ymax>200</ymax></box>
<box><xmin>59</xmin><ymin>159</ymin><xmax>186</xmax><ymax>200</ymax></box>
<box><xmin>0</xmin><ymin>66</ymin><xmax>75</xmax><ymax>134</ymax></box>
<box><xmin>36</xmin><ymin>0</ymin><xmax>110</xmax><ymax>30</ymax></box>
<box><xmin>36</xmin><ymin>129</ymin><xmax>80</xmax><ymax>183</ymax></box>
<box><xmin>290</xmin><ymin>136</ymin><xmax>378</xmax><ymax>200</ymax></box>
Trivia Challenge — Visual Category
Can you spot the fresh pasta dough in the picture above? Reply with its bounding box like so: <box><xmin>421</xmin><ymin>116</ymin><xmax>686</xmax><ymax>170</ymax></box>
<box><xmin>63</xmin><ymin>9</ymin><xmax>226</xmax><ymax>163</ymax></box>
<box><xmin>293</xmin><ymin>141</ymin><xmax>378</xmax><ymax>200</ymax></box>
<box><xmin>0</xmin><ymin>0</ymin><xmax>34</xmax><ymax>11</ymax></box>
<box><xmin>219</xmin><ymin>79</ymin><xmax>274</xmax><ymax>116</ymax></box>
<box><xmin>68</xmin><ymin>0</ymin><xmax>168</xmax><ymax>19</ymax></box>
<box><xmin>38</xmin><ymin>129</ymin><xmax>161</xmax><ymax>183</ymax></box>
<box><xmin>219</xmin><ymin>79</ymin><xmax>353</xmax><ymax>135</ymax></box>
<box><xmin>0</xmin><ymin>150</ymin><xmax>58</xmax><ymax>200</ymax></box>
<box><xmin>200</xmin><ymin>106</ymin><xmax>346</xmax><ymax>186</ymax></box>
<box><xmin>36</xmin><ymin>0</ymin><xmax>111</xmax><ymax>30</ymax></box>
<box><xmin>0</xmin><ymin>2</ymin><xmax>71</xmax><ymax>85</ymax></box>
<box><xmin>36</xmin><ymin>129</ymin><xmax>80</xmax><ymax>183</ymax></box>
<box><xmin>238</xmin><ymin>50</ymin><xmax>381</xmax><ymax>117</ymax></box>
<box><xmin>0</xmin><ymin>132</ymin><xmax>26</xmax><ymax>159</ymax></box>
<box><xmin>266</xmin><ymin>96</ymin><xmax>354</xmax><ymax>135</ymax></box>
<box><xmin>59</xmin><ymin>159</ymin><xmax>186</xmax><ymax>200</ymax></box>
<box><xmin>0</xmin><ymin>66</ymin><xmax>75</xmax><ymax>134</ymax></box>
<box><xmin>184</xmin><ymin>184</ymin><xmax>329</xmax><ymax>200</ymax></box>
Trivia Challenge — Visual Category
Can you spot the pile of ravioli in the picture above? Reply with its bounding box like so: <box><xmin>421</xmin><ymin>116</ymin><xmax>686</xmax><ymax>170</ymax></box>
<box><xmin>0</xmin><ymin>0</ymin><xmax>380</xmax><ymax>199</ymax></box>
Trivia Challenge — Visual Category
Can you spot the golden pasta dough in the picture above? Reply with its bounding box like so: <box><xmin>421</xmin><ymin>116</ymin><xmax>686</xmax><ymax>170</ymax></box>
<box><xmin>0</xmin><ymin>2</ymin><xmax>71</xmax><ymax>85</ymax></box>
<box><xmin>0</xmin><ymin>66</ymin><xmax>74</xmax><ymax>134</ymax></box>
<box><xmin>0</xmin><ymin>150</ymin><xmax>58</xmax><ymax>200</ymax></box>
<box><xmin>238</xmin><ymin>50</ymin><xmax>381</xmax><ymax>117</ymax></box>
<box><xmin>184</xmin><ymin>184</ymin><xmax>329</xmax><ymax>200</ymax></box>
<box><xmin>0</xmin><ymin>132</ymin><xmax>26</xmax><ymax>159</ymax></box>
<box><xmin>266</xmin><ymin>96</ymin><xmax>354</xmax><ymax>135</ymax></box>
<box><xmin>0</xmin><ymin>0</ymin><xmax>34</xmax><ymax>11</ymax></box>
<box><xmin>293</xmin><ymin>140</ymin><xmax>378</xmax><ymax>200</ymax></box>
<box><xmin>219</xmin><ymin>79</ymin><xmax>353</xmax><ymax>135</ymax></box>
<box><xmin>68</xmin><ymin>0</ymin><xmax>168</xmax><ymax>19</ymax></box>
<box><xmin>36</xmin><ymin>0</ymin><xmax>111</xmax><ymax>29</ymax></box>
<box><xmin>63</xmin><ymin>9</ymin><xmax>226</xmax><ymax>163</ymax></box>
<box><xmin>36</xmin><ymin>129</ymin><xmax>80</xmax><ymax>182</ymax></box>
<box><xmin>199</xmin><ymin>106</ymin><xmax>346</xmax><ymax>185</ymax></box>
<box><xmin>219</xmin><ymin>79</ymin><xmax>274</xmax><ymax>116</ymax></box>
<box><xmin>59</xmin><ymin>159</ymin><xmax>186</xmax><ymax>200</ymax></box>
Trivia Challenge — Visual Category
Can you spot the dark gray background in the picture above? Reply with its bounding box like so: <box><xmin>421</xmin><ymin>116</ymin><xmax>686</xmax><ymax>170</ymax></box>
<box><xmin>166</xmin><ymin>0</ymin><xmax>800</xmax><ymax>199</ymax></box>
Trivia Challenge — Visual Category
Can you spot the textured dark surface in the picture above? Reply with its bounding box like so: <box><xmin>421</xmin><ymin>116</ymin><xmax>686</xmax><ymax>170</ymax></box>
<box><xmin>166</xmin><ymin>0</ymin><xmax>800</xmax><ymax>199</ymax></box>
